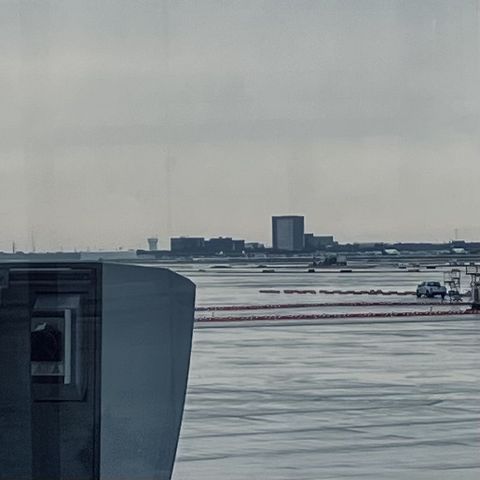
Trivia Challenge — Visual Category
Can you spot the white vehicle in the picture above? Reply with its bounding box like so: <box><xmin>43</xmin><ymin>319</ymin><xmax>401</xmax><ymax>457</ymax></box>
<box><xmin>416</xmin><ymin>281</ymin><xmax>447</xmax><ymax>299</ymax></box>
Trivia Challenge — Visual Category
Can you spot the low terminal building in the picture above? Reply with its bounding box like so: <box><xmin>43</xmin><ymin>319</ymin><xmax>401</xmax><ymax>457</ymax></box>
<box><xmin>170</xmin><ymin>237</ymin><xmax>206</xmax><ymax>253</ymax></box>
<box><xmin>170</xmin><ymin>236</ymin><xmax>245</xmax><ymax>255</ymax></box>
<box><xmin>205</xmin><ymin>237</ymin><xmax>244</xmax><ymax>254</ymax></box>
<box><xmin>304</xmin><ymin>234</ymin><xmax>335</xmax><ymax>251</ymax></box>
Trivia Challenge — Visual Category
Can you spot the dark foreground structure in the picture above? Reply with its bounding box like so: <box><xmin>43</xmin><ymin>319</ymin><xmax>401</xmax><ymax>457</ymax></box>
<box><xmin>0</xmin><ymin>262</ymin><xmax>195</xmax><ymax>480</ymax></box>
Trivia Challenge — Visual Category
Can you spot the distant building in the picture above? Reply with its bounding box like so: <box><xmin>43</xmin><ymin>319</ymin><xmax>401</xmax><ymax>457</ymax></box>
<box><xmin>170</xmin><ymin>237</ymin><xmax>205</xmax><ymax>253</ymax></box>
<box><xmin>272</xmin><ymin>216</ymin><xmax>305</xmax><ymax>251</ymax></box>
<box><xmin>0</xmin><ymin>251</ymin><xmax>82</xmax><ymax>261</ymax></box>
<box><xmin>205</xmin><ymin>237</ymin><xmax>245</xmax><ymax>254</ymax></box>
<box><xmin>232</xmin><ymin>239</ymin><xmax>245</xmax><ymax>253</ymax></box>
<box><xmin>245</xmin><ymin>242</ymin><xmax>266</xmax><ymax>251</ymax></box>
<box><xmin>80</xmin><ymin>250</ymin><xmax>138</xmax><ymax>261</ymax></box>
<box><xmin>170</xmin><ymin>236</ymin><xmax>244</xmax><ymax>255</ymax></box>
<box><xmin>304</xmin><ymin>233</ymin><xmax>335</xmax><ymax>251</ymax></box>
<box><xmin>147</xmin><ymin>237</ymin><xmax>158</xmax><ymax>251</ymax></box>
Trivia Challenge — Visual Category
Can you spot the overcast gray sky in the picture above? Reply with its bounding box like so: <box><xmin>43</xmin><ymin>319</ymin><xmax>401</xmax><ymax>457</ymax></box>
<box><xmin>1</xmin><ymin>0</ymin><xmax>479</xmax><ymax>251</ymax></box>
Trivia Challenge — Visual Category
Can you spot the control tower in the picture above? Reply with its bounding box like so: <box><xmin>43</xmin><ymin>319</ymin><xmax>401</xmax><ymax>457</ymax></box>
<box><xmin>147</xmin><ymin>237</ymin><xmax>159</xmax><ymax>251</ymax></box>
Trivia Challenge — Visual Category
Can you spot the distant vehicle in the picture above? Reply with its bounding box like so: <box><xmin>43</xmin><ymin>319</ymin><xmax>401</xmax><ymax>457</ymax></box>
<box><xmin>416</xmin><ymin>281</ymin><xmax>446</xmax><ymax>299</ymax></box>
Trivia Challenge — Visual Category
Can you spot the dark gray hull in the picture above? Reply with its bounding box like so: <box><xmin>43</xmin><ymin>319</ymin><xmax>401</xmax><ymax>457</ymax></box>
<box><xmin>0</xmin><ymin>262</ymin><xmax>195</xmax><ymax>480</ymax></box>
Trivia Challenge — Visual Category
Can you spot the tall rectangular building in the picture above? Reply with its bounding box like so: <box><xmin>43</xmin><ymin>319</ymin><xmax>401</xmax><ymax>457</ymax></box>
<box><xmin>272</xmin><ymin>216</ymin><xmax>305</xmax><ymax>251</ymax></box>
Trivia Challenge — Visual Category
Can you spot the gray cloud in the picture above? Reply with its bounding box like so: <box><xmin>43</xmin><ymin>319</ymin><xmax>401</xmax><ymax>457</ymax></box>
<box><xmin>1</xmin><ymin>0</ymin><xmax>479</xmax><ymax>250</ymax></box>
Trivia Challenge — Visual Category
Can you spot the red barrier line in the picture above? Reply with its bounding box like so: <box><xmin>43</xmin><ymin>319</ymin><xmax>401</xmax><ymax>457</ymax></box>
<box><xmin>279</xmin><ymin>289</ymin><xmax>419</xmax><ymax>295</ymax></box>
<box><xmin>283</xmin><ymin>290</ymin><xmax>318</xmax><ymax>294</ymax></box>
<box><xmin>317</xmin><ymin>290</ymin><xmax>470</xmax><ymax>297</ymax></box>
<box><xmin>259</xmin><ymin>289</ymin><xmax>422</xmax><ymax>295</ymax></box>
<box><xmin>196</xmin><ymin>309</ymin><xmax>477</xmax><ymax>323</ymax></box>
<box><xmin>272</xmin><ymin>290</ymin><xmax>471</xmax><ymax>297</ymax></box>
<box><xmin>195</xmin><ymin>301</ymin><xmax>463</xmax><ymax>312</ymax></box>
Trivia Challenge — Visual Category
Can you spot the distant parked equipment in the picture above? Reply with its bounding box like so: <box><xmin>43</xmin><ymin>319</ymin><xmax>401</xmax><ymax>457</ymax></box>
<box><xmin>444</xmin><ymin>269</ymin><xmax>462</xmax><ymax>302</ymax></box>
<box><xmin>465</xmin><ymin>265</ymin><xmax>480</xmax><ymax>309</ymax></box>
